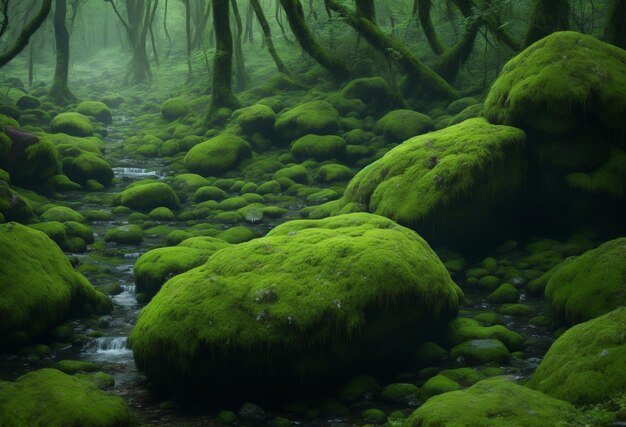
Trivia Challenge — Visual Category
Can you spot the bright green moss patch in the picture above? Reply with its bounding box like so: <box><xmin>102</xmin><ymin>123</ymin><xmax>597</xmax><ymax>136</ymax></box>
<box><xmin>0</xmin><ymin>368</ymin><xmax>136</xmax><ymax>426</ymax></box>
<box><xmin>544</xmin><ymin>238</ymin><xmax>626</xmax><ymax>325</ymax></box>
<box><xmin>419</xmin><ymin>375</ymin><xmax>461</xmax><ymax>401</ymax></box>
<box><xmin>50</xmin><ymin>112</ymin><xmax>94</xmax><ymax>137</ymax></box>
<box><xmin>290</xmin><ymin>134</ymin><xmax>346</xmax><ymax>161</ymax></box>
<box><xmin>115</xmin><ymin>181</ymin><xmax>180</xmax><ymax>212</ymax></box>
<box><xmin>273</xmin><ymin>164</ymin><xmax>310</xmax><ymax>184</ymax></box>
<box><xmin>161</xmin><ymin>97</ymin><xmax>191</xmax><ymax>121</ymax></box>
<box><xmin>76</xmin><ymin>101</ymin><xmax>112</xmax><ymax>124</ymax></box>
<box><xmin>341</xmin><ymin>118</ymin><xmax>525</xmax><ymax>242</ymax></box>
<box><xmin>62</xmin><ymin>150</ymin><xmax>114</xmax><ymax>187</ymax></box>
<box><xmin>104</xmin><ymin>225</ymin><xmax>143</xmax><ymax>244</ymax></box>
<box><xmin>487</xmin><ymin>283</ymin><xmax>519</xmax><ymax>304</ymax></box>
<box><xmin>528</xmin><ymin>308</ymin><xmax>626</xmax><ymax>405</ymax></box>
<box><xmin>445</xmin><ymin>317</ymin><xmax>523</xmax><ymax>351</ymax></box>
<box><xmin>406</xmin><ymin>377</ymin><xmax>574</xmax><ymax>426</ymax></box>
<box><xmin>134</xmin><ymin>237</ymin><xmax>229</xmax><ymax>296</ymax></box>
<box><xmin>40</xmin><ymin>205</ymin><xmax>85</xmax><ymax>223</ymax></box>
<box><xmin>375</xmin><ymin>109</ymin><xmax>434</xmax><ymax>142</ymax></box>
<box><xmin>53</xmin><ymin>360</ymin><xmax>101</xmax><ymax>374</ymax></box>
<box><xmin>274</xmin><ymin>101</ymin><xmax>340</xmax><ymax>141</ymax></box>
<box><xmin>450</xmin><ymin>339</ymin><xmax>510</xmax><ymax>365</ymax></box>
<box><xmin>129</xmin><ymin>213</ymin><xmax>462</xmax><ymax>394</ymax></box>
<box><xmin>0</xmin><ymin>223</ymin><xmax>111</xmax><ymax>345</ymax></box>
<box><xmin>184</xmin><ymin>134</ymin><xmax>252</xmax><ymax>177</ymax></box>
<box><xmin>484</xmin><ymin>31</ymin><xmax>626</xmax><ymax>135</ymax></box>
<box><xmin>233</xmin><ymin>104</ymin><xmax>276</xmax><ymax>135</ymax></box>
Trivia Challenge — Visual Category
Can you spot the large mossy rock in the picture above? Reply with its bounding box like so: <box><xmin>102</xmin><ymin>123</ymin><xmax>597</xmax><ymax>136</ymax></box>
<box><xmin>233</xmin><ymin>104</ymin><xmax>276</xmax><ymax>135</ymax></box>
<box><xmin>528</xmin><ymin>308</ymin><xmax>626</xmax><ymax>405</ymax></box>
<box><xmin>405</xmin><ymin>377</ymin><xmax>574</xmax><ymax>426</ymax></box>
<box><xmin>543</xmin><ymin>237</ymin><xmax>626</xmax><ymax>325</ymax></box>
<box><xmin>274</xmin><ymin>101</ymin><xmax>340</xmax><ymax>142</ymax></box>
<box><xmin>0</xmin><ymin>127</ymin><xmax>61</xmax><ymax>188</ymax></box>
<box><xmin>184</xmin><ymin>134</ymin><xmax>252</xmax><ymax>177</ymax></box>
<box><xmin>0</xmin><ymin>223</ymin><xmax>111</xmax><ymax>345</ymax></box>
<box><xmin>76</xmin><ymin>101</ymin><xmax>112</xmax><ymax>124</ymax></box>
<box><xmin>340</xmin><ymin>77</ymin><xmax>398</xmax><ymax>112</ymax></box>
<box><xmin>134</xmin><ymin>237</ymin><xmax>230</xmax><ymax>296</ymax></box>
<box><xmin>339</xmin><ymin>118</ymin><xmax>526</xmax><ymax>247</ymax></box>
<box><xmin>484</xmin><ymin>31</ymin><xmax>626</xmax><ymax>209</ymax></box>
<box><xmin>375</xmin><ymin>109</ymin><xmax>434</xmax><ymax>142</ymax></box>
<box><xmin>115</xmin><ymin>181</ymin><xmax>180</xmax><ymax>212</ymax></box>
<box><xmin>0</xmin><ymin>368</ymin><xmax>136</xmax><ymax>426</ymax></box>
<box><xmin>129</xmin><ymin>213</ymin><xmax>463</xmax><ymax>396</ymax></box>
<box><xmin>290</xmin><ymin>134</ymin><xmax>346</xmax><ymax>161</ymax></box>
<box><xmin>161</xmin><ymin>97</ymin><xmax>191</xmax><ymax>121</ymax></box>
<box><xmin>50</xmin><ymin>112</ymin><xmax>94</xmax><ymax>137</ymax></box>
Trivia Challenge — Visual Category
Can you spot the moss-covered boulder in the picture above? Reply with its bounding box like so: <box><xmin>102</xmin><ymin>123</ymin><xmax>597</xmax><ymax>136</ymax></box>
<box><xmin>0</xmin><ymin>182</ymin><xmax>33</xmax><ymax>221</ymax></box>
<box><xmin>290</xmin><ymin>134</ymin><xmax>346</xmax><ymax>161</ymax></box>
<box><xmin>339</xmin><ymin>118</ymin><xmax>526</xmax><ymax>246</ymax></box>
<box><xmin>406</xmin><ymin>377</ymin><xmax>574</xmax><ymax>426</ymax></box>
<box><xmin>0</xmin><ymin>368</ymin><xmax>136</xmax><ymax>426</ymax></box>
<box><xmin>0</xmin><ymin>127</ymin><xmax>61</xmax><ymax>188</ymax></box>
<box><xmin>62</xmin><ymin>150</ymin><xmax>113</xmax><ymax>187</ymax></box>
<box><xmin>50</xmin><ymin>112</ymin><xmax>94</xmax><ymax>137</ymax></box>
<box><xmin>0</xmin><ymin>223</ymin><xmax>111</xmax><ymax>345</ymax></box>
<box><xmin>375</xmin><ymin>109</ymin><xmax>435</xmax><ymax>142</ymax></box>
<box><xmin>134</xmin><ymin>237</ymin><xmax>229</xmax><ymax>296</ymax></box>
<box><xmin>104</xmin><ymin>225</ymin><xmax>143</xmax><ymax>245</ymax></box>
<box><xmin>341</xmin><ymin>77</ymin><xmax>398</xmax><ymax>112</ymax></box>
<box><xmin>129</xmin><ymin>213</ymin><xmax>463</xmax><ymax>396</ymax></box>
<box><xmin>76</xmin><ymin>101</ymin><xmax>113</xmax><ymax>124</ymax></box>
<box><xmin>528</xmin><ymin>307</ymin><xmax>626</xmax><ymax>405</ymax></box>
<box><xmin>233</xmin><ymin>104</ymin><xmax>276</xmax><ymax>135</ymax></box>
<box><xmin>315</xmin><ymin>164</ymin><xmax>354</xmax><ymax>183</ymax></box>
<box><xmin>115</xmin><ymin>181</ymin><xmax>180</xmax><ymax>212</ymax></box>
<box><xmin>184</xmin><ymin>134</ymin><xmax>252</xmax><ymax>177</ymax></box>
<box><xmin>161</xmin><ymin>97</ymin><xmax>191</xmax><ymax>121</ymax></box>
<box><xmin>274</xmin><ymin>101</ymin><xmax>340</xmax><ymax>142</ymax></box>
<box><xmin>543</xmin><ymin>238</ymin><xmax>626</xmax><ymax>325</ymax></box>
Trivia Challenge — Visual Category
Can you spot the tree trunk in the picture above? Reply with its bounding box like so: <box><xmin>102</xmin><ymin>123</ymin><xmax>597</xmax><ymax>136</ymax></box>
<box><xmin>208</xmin><ymin>0</ymin><xmax>239</xmax><ymax>119</ymax></box>
<box><xmin>49</xmin><ymin>0</ymin><xmax>75</xmax><ymax>105</ymax></box>
<box><xmin>604</xmin><ymin>0</ymin><xmax>626</xmax><ymax>49</ymax></box>
<box><xmin>416</xmin><ymin>0</ymin><xmax>445</xmax><ymax>55</ymax></box>
<box><xmin>355</xmin><ymin>0</ymin><xmax>375</xmax><ymax>20</ymax></box>
<box><xmin>324</xmin><ymin>0</ymin><xmax>456</xmax><ymax>100</ymax></box>
<box><xmin>0</xmin><ymin>0</ymin><xmax>52</xmax><ymax>68</ymax></box>
<box><xmin>250</xmin><ymin>0</ymin><xmax>289</xmax><ymax>75</ymax></box>
<box><xmin>230</xmin><ymin>0</ymin><xmax>246</xmax><ymax>90</ymax></box>
<box><xmin>279</xmin><ymin>0</ymin><xmax>350</xmax><ymax>79</ymax></box>
<box><xmin>523</xmin><ymin>0</ymin><xmax>569</xmax><ymax>48</ymax></box>
<box><xmin>243</xmin><ymin>1</ymin><xmax>254</xmax><ymax>44</ymax></box>
<box><xmin>182</xmin><ymin>0</ymin><xmax>192</xmax><ymax>80</ymax></box>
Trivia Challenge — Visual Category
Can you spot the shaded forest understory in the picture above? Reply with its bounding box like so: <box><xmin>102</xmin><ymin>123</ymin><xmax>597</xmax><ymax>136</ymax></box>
<box><xmin>0</xmin><ymin>0</ymin><xmax>625</xmax><ymax>426</ymax></box>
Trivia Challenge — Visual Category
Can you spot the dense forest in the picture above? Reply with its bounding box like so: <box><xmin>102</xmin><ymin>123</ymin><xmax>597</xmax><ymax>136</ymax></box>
<box><xmin>0</xmin><ymin>0</ymin><xmax>625</xmax><ymax>425</ymax></box>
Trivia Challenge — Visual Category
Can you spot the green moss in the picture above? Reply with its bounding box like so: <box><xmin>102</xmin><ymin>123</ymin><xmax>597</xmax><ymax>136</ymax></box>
<box><xmin>415</xmin><ymin>341</ymin><xmax>448</xmax><ymax>366</ymax></box>
<box><xmin>544</xmin><ymin>238</ymin><xmax>626</xmax><ymax>325</ymax></box>
<box><xmin>256</xmin><ymin>180</ymin><xmax>282</xmax><ymax>195</ymax></box>
<box><xmin>134</xmin><ymin>238</ymin><xmax>229</xmax><ymax>296</ymax></box>
<box><xmin>487</xmin><ymin>283</ymin><xmax>519</xmax><ymax>304</ymax></box>
<box><xmin>168</xmin><ymin>173</ymin><xmax>211</xmax><ymax>193</ymax></box>
<box><xmin>341</xmin><ymin>118</ymin><xmax>525</xmax><ymax>237</ymax></box>
<box><xmin>28</xmin><ymin>221</ymin><xmax>67</xmax><ymax>246</ymax></box>
<box><xmin>0</xmin><ymin>368</ymin><xmax>136</xmax><ymax>426</ymax></box>
<box><xmin>116</xmin><ymin>181</ymin><xmax>180</xmax><ymax>212</ymax></box>
<box><xmin>306</xmin><ymin>189</ymin><xmax>339</xmax><ymax>204</ymax></box>
<box><xmin>291</xmin><ymin>134</ymin><xmax>346</xmax><ymax>161</ymax></box>
<box><xmin>215</xmin><ymin>225</ymin><xmax>257</xmax><ymax>244</ymax></box>
<box><xmin>62</xmin><ymin>150</ymin><xmax>113</xmax><ymax>187</ymax></box>
<box><xmin>419</xmin><ymin>375</ymin><xmax>461</xmax><ymax>401</ymax></box>
<box><xmin>565</xmin><ymin>148</ymin><xmax>626</xmax><ymax>197</ymax></box>
<box><xmin>381</xmin><ymin>383</ymin><xmax>419</xmax><ymax>403</ymax></box>
<box><xmin>161</xmin><ymin>97</ymin><xmax>191</xmax><ymax>121</ymax></box>
<box><xmin>101</xmin><ymin>94</ymin><xmax>124</xmax><ymax>108</ymax></box>
<box><xmin>129</xmin><ymin>213</ymin><xmax>462</xmax><ymax>392</ymax></box>
<box><xmin>498</xmin><ymin>303</ymin><xmax>536</xmax><ymax>316</ymax></box>
<box><xmin>0</xmin><ymin>223</ymin><xmax>111</xmax><ymax>345</ymax></box>
<box><xmin>341</xmin><ymin>77</ymin><xmax>397</xmax><ymax>111</ymax></box>
<box><xmin>375</xmin><ymin>109</ymin><xmax>435</xmax><ymax>142</ymax></box>
<box><xmin>473</xmin><ymin>311</ymin><xmax>503</xmax><ymax>325</ymax></box>
<box><xmin>219</xmin><ymin>196</ymin><xmax>248</xmax><ymax>211</ymax></box>
<box><xmin>445</xmin><ymin>318</ymin><xmax>523</xmax><ymax>351</ymax></box>
<box><xmin>148</xmin><ymin>207</ymin><xmax>175</xmax><ymax>221</ymax></box>
<box><xmin>528</xmin><ymin>308</ymin><xmax>626</xmax><ymax>405</ymax></box>
<box><xmin>406</xmin><ymin>377</ymin><xmax>574</xmax><ymax>426</ymax></box>
<box><xmin>438</xmin><ymin>367</ymin><xmax>485</xmax><ymax>386</ymax></box>
<box><xmin>274</xmin><ymin>101</ymin><xmax>340</xmax><ymax>142</ymax></box>
<box><xmin>273</xmin><ymin>164</ymin><xmax>310</xmax><ymax>184</ymax></box>
<box><xmin>76</xmin><ymin>101</ymin><xmax>112</xmax><ymax>124</ymax></box>
<box><xmin>233</xmin><ymin>104</ymin><xmax>276</xmax><ymax>135</ymax></box>
<box><xmin>184</xmin><ymin>134</ymin><xmax>252</xmax><ymax>177</ymax></box>
<box><xmin>53</xmin><ymin>360</ymin><xmax>101</xmax><ymax>374</ymax></box>
<box><xmin>104</xmin><ymin>225</ymin><xmax>143</xmax><ymax>244</ymax></box>
<box><xmin>75</xmin><ymin>372</ymin><xmax>115</xmax><ymax>390</ymax></box>
<box><xmin>484</xmin><ymin>32</ymin><xmax>626</xmax><ymax>135</ymax></box>
<box><xmin>451</xmin><ymin>339</ymin><xmax>510</xmax><ymax>364</ymax></box>
<box><xmin>2</xmin><ymin>133</ymin><xmax>61</xmax><ymax>187</ymax></box>
<box><xmin>337</xmin><ymin>374</ymin><xmax>380</xmax><ymax>403</ymax></box>
<box><xmin>362</xmin><ymin>408</ymin><xmax>386</xmax><ymax>424</ymax></box>
<box><xmin>477</xmin><ymin>275</ymin><xmax>501</xmax><ymax>291</ymax></box>
<box><xmin>50</xmin><ymin>112</ymin><xmax>94</xmax><ymax>137</ymax></box>
<box><xmin>64</xmin><ymin>221</ymin><xmax>94</xmax><ymax>244</ymax></box>
<box><xmin>40</xmin><ymin>206</ymin><xmax>85</xmax><ymax>223</ymax></box>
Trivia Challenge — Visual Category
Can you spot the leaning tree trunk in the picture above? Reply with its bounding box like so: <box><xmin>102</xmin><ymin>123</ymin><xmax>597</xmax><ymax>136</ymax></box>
<box><xmin>250</xmin><ymin>0</ymin><xmax>289</xmax><ymax>75</ymax></box>
<box><xmin>0</xmin><ymin>0</ymin><xmax>52</xmax><ymax>68</ymax></box>
<box><xmin>604</xmin><ymin>0</ymin><xmax>626</xmax><ymax>49</ymax></box>
<box><xmin>523</xmin><ymin>0</ymin><xmax>569</xmax><ymax>48</ymax></box>
<box><xmin>279</xmin><ymin>0</ymin><xmax>350</xmax><ymax>79</ymax></box>
<box><xmin>49</xmin><ymin>0</ymin><xmax>75</xmax><ymax>105</ymax></box>
<box><xmin>208</xmin><ymin>0</ymin><xmax>239</xmax><ymax>119</ymax></box>
<box><xmin>324</xmin><ymin>0</ymin><xmax>456</xmax><ymax>100</ymax></box>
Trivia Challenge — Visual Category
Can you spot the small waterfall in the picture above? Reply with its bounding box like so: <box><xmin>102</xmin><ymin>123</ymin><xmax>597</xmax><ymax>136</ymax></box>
<box><xmin>93</xmin><ymin>336</ymin><xmax>129</xmax><ymax>354</ymax></box>
<box><xmin>112</xmin><ymin>167</ymin><xmax>164</xmax><ymax>180</ymax></box>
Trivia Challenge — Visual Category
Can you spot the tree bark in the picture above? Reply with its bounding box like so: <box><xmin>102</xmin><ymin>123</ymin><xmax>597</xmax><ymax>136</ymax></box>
<box><xmin>279</xmin><ymin>0</ymin><xmax>350</xmax><ymax>79</ymax></box>
<box><xmin>49</xmin><ymin>0</ymin><xmax>75</xmax><ymax>105</ymax></box>
<box><xmin>416</xmin><ymin>0</ymin><xmax>445</xmax><ymax>55</ymax></box>
<box><xmin>230</xmin><ymin>0</ymin><xmax>246</xmax><ymax>90</ymax></box>
<box><xmin>250</xmin><ymin>0</ymin><xmax>289</xmax><ymax>75</ymax></box>
<box><xmin>208</xmin><ymin>0</ymin><xmax>239</xmax><ymax>119</ymax></box>
<box><xmin>0</xmin><ymin>0</ymin><xmax>52</xmax><ymax>68</ymax></box>
<box><xmin>604</xmin><ymin>0</ymin><xmax>626</xmax><ymax>49</ymax></box>
<box><xmin>182</xmin><ymin>0</ymin><xmax>192</xmax><ymax>80</ymax></box>
<box><xmin>324</xmin><ymin>0</ymin><xmax>456</xmax><ymax>100</ymax></box>
<box><xmin>523</xmin><ymin>0</ymin><xmax>569</xmax><ymax>48</ymax></box>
